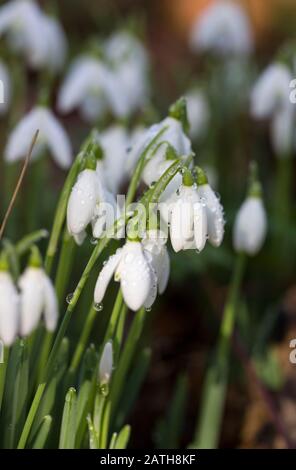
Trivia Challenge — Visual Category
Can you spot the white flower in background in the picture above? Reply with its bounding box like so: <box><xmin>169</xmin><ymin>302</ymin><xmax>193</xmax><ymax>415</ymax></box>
<box><xmin>19</xmin><ymin>248</ymin><xmax>58</xmax><ymax>337</ymax></box>
<box><xmin>125</xmin><ymin>125</ymin><xmax>147</xmax><ymax>176</ymax></box>
<box><xmin>142</xmin><ymin>230</ymin><xmax>170</xmax><ymax>295</ymax></box>
<box><xmin>97</xmin><ymin>125</ymin><xmax>130</xmax><ymax>194</ymax></box>
<box><xmin>186</xmin><ymin>89</ymin><xmax>209</xmax><ymax>140</ymax></box>
<box><xmin>41</xmin><ymin>14</ymin><xmax>67</xmax><ymax>72</ymax></box>
<box><xmin>0</xmin><ymin>256</ymin><xmax>19</xmax><ymax>347</ymax></box>
<box><xmin>94</xmin><ymin>240</ymin><xmax>157</xmax><ymax>312</ymax></box>
<box><xmin>104</xmin><ymin>31</ymin><xmax>149</xmax><ymax>115</ymax></box>
<box><xmin>0</xmin><ymin>60</ymin><xmax>11</xmax><ymax>115</ymax></box>
<box><xmin>99</xmin><ymin>341</ymin><xmax>113</xmax><ymax>385</ymax></box>
<box><xmin>251</xmin><ymin>63</ymin><xmax>294</xmax><ymax>156</ymax></box>
<box><xmin>168</xmin><ymin>172</ymin><xmax>207</xmax><ymax>253</ymax></box>
<box><xmin>233</xmin><ymin>190</ymin><xmax>267</xmax><ymax>256</ymax></box>
<box><xmin>5</xmin><ymin>106</ymin><xmax>72</xmax><ymax>169</ymax></box>
<box><xmin>189</xmin><ymin>0</ymin><xmax>253</xmax><ymax>56</ymax></box>
<box><xmin>67</xmin><ymin>155</ymin><xmax>116</xmax><ymax>245</ymax></box>
<box><xmin>57</xmin><ymin>56</ymin><xmax>123</xmax><ymax>121</ymax></box>
<box><xmin>196</xmin><ymin>167</ymin><xmax>225</xmax><ymax>247</ymax></box>
<box><xmin>0</xmin><ymin>0</ymin><xmax>67</xmax><ymax>71</ymax></box>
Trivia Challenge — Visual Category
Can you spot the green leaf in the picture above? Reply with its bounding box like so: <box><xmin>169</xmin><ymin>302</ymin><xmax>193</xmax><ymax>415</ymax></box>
<box><xmin>2</xmin><ymin>339</ymin><xmax>29</xmax><ymax>448</ymax></box>
<box><xmin>59</xmin><ymin>388</ymin><xmax>77</xmax><ymax>449</ymax></box>
<box><xmin>155</xmin><ymin>374</ymin><xmax>188</xmax><ymax>449</ymax></box>
<box><xmin>115</xmin><ymin>348</ymin><xmax>151</xmax><ymax>429</ymax></box>
<box><xmin>31</xmin><ymin>415</ymin><xmax>52</xmax><ymax>449</ymax></box>
<box><xmin>114</xmin><ymin>425</ymin><xmax>131</xmax><ymax>449</ymax></box>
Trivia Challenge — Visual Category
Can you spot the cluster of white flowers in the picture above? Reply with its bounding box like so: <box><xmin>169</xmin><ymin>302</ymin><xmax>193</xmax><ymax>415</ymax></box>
<box><xmin>65</xmin><ymin>100</ymin><xmax>227</xmax><ymax>312</ymax></box>
<box><xmin>251</xmin><ymin>63</ymin><xmax>295</xmax><ymax>156</ymax></box>
<box><xmin>0</xmin><ymin>0</ymin><xmax>67</xmax><ymax>71</ymax></box>
<box><xmin>58</xmin><ymin>31</ymin><xmax>149</xmax><ymax>122</ymax></box>
<box><xmin>189</xmin><ymin>0</ymin><xmax>253</xmax><ymax>57</ymax></box>
<box><xmin>0</xmin><ymin>248</ymin><xmax>58</xmax><ymax>346</ymax></box>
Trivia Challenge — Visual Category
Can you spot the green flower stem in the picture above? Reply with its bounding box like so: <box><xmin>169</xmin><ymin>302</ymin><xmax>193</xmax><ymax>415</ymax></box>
<box><xmin>193</xmin><ymin>252</ymin><xmax>246</xmax><ymax>449</ymax></box>
<box><xmin>15</xmin><ymin>229</ymin><xmax>49</xmax><ymax>257</ymax></box>
<box><xmin>69</xmin><ymin>306</ymin><xmax>98</xmax><ymax>375</ymax></box>
<box><xmin>110</xmin><ymin>307</ymin><xmax>146</xmax><ymax>423</ymax></box>
<box><xmin>44</xmin><ymin>151</ymin><xmax>84</xmax><ymax>275</ymax></box>
<box><xmin>0</xmin><ymin>346</ymin><xmax>9</xmax><ymax>412</ymax></box>
<box><xmin>55</xmin><ymin>228</ymin><xmax>76</xmax><ymax>307</ymax></box>
<box><xmin>17</xmin><ymin>382</ymin><xmax>46</xmax><ymax>449</ymax></box>
<box><xmin>103</xmin><ymin>289</ymin><xmax>123</xmax><ymax>343</ymax></box>
<box><xmin>125</xmin><ymin>126</ymin><xmax>168</xmax><ymax>206</ymax></box>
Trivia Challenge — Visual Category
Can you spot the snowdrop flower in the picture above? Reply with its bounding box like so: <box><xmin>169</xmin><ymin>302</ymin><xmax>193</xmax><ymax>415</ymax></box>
<box><xmin>57</xmin><ymin>56</ymin><xmax>123</xmax><ymax>121</ymax></box>
<box><xmin>96</xmin><ymin>125</ymin><xmax>130</xmax><ymax>194</ymax></box>
<box><xmin>19</xmin><ymin>247</ymin><xmax>58</xmax><ymax>337</ymax></box>
<box><xmin>0</xmin><ymin>61</ymin><xmax>11</xmax><ymax>115</ymax></box>
<box><xmin>189</xmin><ymin>0</ymin><xmax>253</xmax><ymax>56</ymax></box>
<box><xmin>99</xmin><ymin>341</ymin><xmax>113</xmax><ymax>385</ymax></box>
<box><xmin>128</xmin><ymin>100</ymin><xmax>191</xmax><ymax>191</ymax></box>
<box><xmin>233</xmin><ymin>183</ymin><xmax>267</xmax><ymax>256</ymax></box>
<box><xmin>0</xmin><ymin>253</ymin><xmax>19</xmax><ymax>346</ymax></box>
<box><xmin>169</xmin><ymin>170</ymin><xmax>207</xmax><ymax>253</ymax></box>
<box><xmin>142</xmin><ymin>230</ymin><xmax>170</xmax><ymax>295</ymax></box>
<box><xmin>0</xmin><ymin>0</ymin><xmax>67</xmax><ymax>71</ymax></box>
<box><xmin>196</xmin><ymin>167</ymin><xmax>225</xmax><ymax>247</ymax></box>
<box><xmin>94</xmin><ymin>239</ymin><xmax>157</xmax><ymax>312</ymax></box>
<box><xmin>251</xmin><ymin>63</ymin><xmax>294</xmax><ymax>156</ymax></box>
<box><xmin>5</xmin><ymin>106</ymin><xmax>72</xmax><ymax>169</ymax></box>
<box><xmin>186</xmin><ymin>89</ymin><xmax>209</xmax><ymax>140</ymax></box>
<box><xmin>104</xmin><ymin>31</ymin><xmax>149</xmax><ymax>115</ymax></box>
<box><xmin>67</xmin><ymin>149</ymin><xmax>116</xmax><ymax>245</ymax></box>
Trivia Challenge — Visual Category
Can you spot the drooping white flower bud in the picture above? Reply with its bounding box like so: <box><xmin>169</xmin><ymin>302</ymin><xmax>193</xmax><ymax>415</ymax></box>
<box><xmin>94</xmin><ymin>240</ymin><xmax>157</xmax><ymax>312</ymax></box>
<box><xmin>19</xmin><ymin>247</ymin><xmax>58</xmax><ymax>336</ymax></box>
<box><xmin>0</xmin><ymin>0</ymin><xmax>67</xmax><ymax>71</ymax></box>
<box><xmin>67</xmin><ymin>148</ymin><xmax>116</xmax><ymax>245</ymax></box>
<box><xmin>189</xmin><ymin>0</ymin><xmax>253</xmax><ymax>56</ymax></box>
<box><xmin>5</xmin><ymin>106</ymin><xmax>72</xmax><ymax>169</ymax></box>
<box><xmin>142</xmin><ymin>230</ymin><xmax>170</xmax><ymax>295</ymax></box>
<box><xmin>169</xmin><ymin>171</ymin><xmax>208</xmax><ymax>253</ymax></box>
<box><xmin>0</xmin><ymin>253</ymin><xmax>19</xmax><ymax>347</ymax></box>
<box><xmin>250</xmin><ymin>63</ymin><xmax>294</xmax><ymax>156</ymax></box>
<box><xmin>196</xmin><ymin>167</ymin><xmax>225</xmax><ymax>247</ymax></box>
<box><xmin>99</xmin><ymin>341</ymin><xmax>113</xmax><ymax>385</ymax></box>
<box><xmin>233</xmin><ymin>186</ymin><xmax>267</xmax><ymax>256</ymax></box>
<box><xmin>185</xmin><ymin>89</ymin><xmax>209</xmax><ymax>140</ymax></box>
<box><xmin>0</xmin><ymin>61</ymin><xmax>11</xmax><ymax>115</ymax></box>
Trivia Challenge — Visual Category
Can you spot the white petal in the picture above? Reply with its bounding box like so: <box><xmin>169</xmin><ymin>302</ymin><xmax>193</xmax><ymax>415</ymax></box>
<box><xmin>186</xmin><ymin>89</ymin><xmax>209</xmax><ymax>140</ymax></box>
<box><xmin>198</xmin><ymin>184</ymin><xmax>225</xmax><ymax>247</ymax></box>
<box><xmin>5</xmin><ymin>108</ymin><xmax>41</xmax><ymax>163</ymax></box>
<box><xmin>99</xmin><ymin>341</ymin><xmax>113</xmax><ymax>384</ymax></box>
<box><xmin>157</xmin><ymin>247</ymin><xmax>170</xmax><ymax>294</ymax></box>
<box><xmin>117</xmin><ymin>242</ymin><xmax>151</xmax><ymax>311</ymax></box>
<box><xmin>144</xmin><ymin>261</ymin><xmax>158</xmax><ymax>309</ymax></box>
<box><xmin>0</xmin><ymin>60</ymin><xmax>11</xmax><ymax>114</ymax></box>
<box><xmin>73</xmin><ymin>231</ymin><xmax>87</xmax><ymax>246</ymax></box>
<box><xmin>42</xmin><ymin>108</ymin><xmax>72</xmax><ymax>168</ymax></box>
<box><xmin>0</xmin><ymin>272</ymin><xmax>19</xmax><ymax>346</ymax></box>
<box><xmin>67</xmin><ymin>169</ymin><xmax>98</xmax><ymax>237</ymax></box>
<box><xmin>42</xmin><ymin>15</ymin><xmax>67</xmax><ymax>72</ymax></box>
<box><xmin>94</xmin><ymin>249</ymin><xmax>122</xmax><ymax>304</ymax></box>
<box><xmin>19</xmin><ymin>268</ymin><xmax>44</xmax><ymax>336</ymax></box>
<box><xmin>193</xmin><ymin>202</ymin><xmax>208</xmax><ymax>252</ymax></box>
<box><xmin>189</xmin><ymin>0</ymin><xmax>253</xmax><ymax>56</ymax></box>
<box><xmin>42</xmin><ymin>273</ymin><xmax>58</xmax><ymax>332</ymax></box>
<box><xmin>57</xmin><ymin>57</ymin><xmax>110</xmax><ymax>116</ymax></box>
<box><xmin>233</xmin><ymin>197</ymin><xmax>267</xmax><ymax>255</ymax></box>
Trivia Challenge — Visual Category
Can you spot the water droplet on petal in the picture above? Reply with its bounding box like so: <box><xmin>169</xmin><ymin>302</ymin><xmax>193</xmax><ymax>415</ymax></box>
<box><xmin>94</xmin><ymin>302</ymin><xmax>103</xmax><ymax>311</ymax></box>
